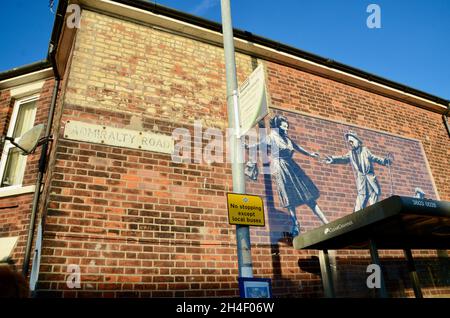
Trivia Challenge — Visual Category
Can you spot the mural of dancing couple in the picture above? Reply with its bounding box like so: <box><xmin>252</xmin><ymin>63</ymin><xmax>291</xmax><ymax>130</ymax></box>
<box><xmin>246</xmin><ymin>111</ymin><xmax>438</xmax><ymax>239</ymax></box>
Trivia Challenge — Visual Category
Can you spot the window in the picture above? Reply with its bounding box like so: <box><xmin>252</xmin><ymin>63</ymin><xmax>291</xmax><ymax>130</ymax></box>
<box><xmin>0</xmin><ymin>95</ymin><xmax>38</xmax><ymax>189</ymax></box>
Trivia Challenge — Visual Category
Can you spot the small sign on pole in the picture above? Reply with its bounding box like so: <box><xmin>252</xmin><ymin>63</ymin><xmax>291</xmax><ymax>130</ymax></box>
<box><xmin>227</xmin><ymin>193</ymin><xmax>265</xmax><ymax>226</ymax></box>
<box><xmin>238</xmin><ymin>64</ymin><xmax>269</xmax><ymax>137</ymax></box>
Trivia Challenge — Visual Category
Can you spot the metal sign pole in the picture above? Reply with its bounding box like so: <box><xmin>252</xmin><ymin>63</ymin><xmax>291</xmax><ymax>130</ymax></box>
<box><xmin>220</xmin><ymin>0</ymin><xmax>253</xmax><ymax>278</ymax></box>
<box><xmin>318</xmin><ymin>250</ymin><xmax>336</xmax><ymax>297</ymax></box>
<box><xmin>403</xmin><ymin>249</ymin><xmax>423</xmax><ymax>298</ymax></box>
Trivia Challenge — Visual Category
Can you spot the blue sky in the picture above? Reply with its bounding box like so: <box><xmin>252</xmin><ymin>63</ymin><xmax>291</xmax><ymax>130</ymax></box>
<box><xmin>0</xmin><ymin>0</ymin><xmax>449</xmax><ymax>100</ymax></box>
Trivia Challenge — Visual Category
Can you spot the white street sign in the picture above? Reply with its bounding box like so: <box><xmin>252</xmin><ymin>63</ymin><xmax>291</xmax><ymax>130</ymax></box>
<box><xmin>238</xmin><ymin>64</ymin><xmax>269</xmax><ymax>136</ymax></box>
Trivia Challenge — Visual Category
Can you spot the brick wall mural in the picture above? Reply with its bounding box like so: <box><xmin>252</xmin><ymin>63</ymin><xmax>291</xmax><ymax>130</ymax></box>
<box><xmin>246</xmin><ymin>108</ymin><xmax>439</xmax><ymax>243</ymax></box>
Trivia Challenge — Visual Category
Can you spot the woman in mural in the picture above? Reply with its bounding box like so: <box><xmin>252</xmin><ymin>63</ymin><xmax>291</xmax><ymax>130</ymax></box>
<box><xmin>247</xmin><ymin>115</ymin><xmax>329</xmax><ymax>236</ymax></box>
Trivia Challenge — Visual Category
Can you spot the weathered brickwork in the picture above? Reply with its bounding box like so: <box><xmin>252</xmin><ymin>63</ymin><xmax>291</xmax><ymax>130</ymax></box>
<box><xmin>39</xmin><ymin>105</ymin><xmax>239</xmax><ymax>297</ymax></box>
<box><xmin>65</xmin><ymin>10</ymin><xmax>253</xmax><ymax>129</ymax></box>
<box><xmin>1</xmin><ymin>7</ymin><xmax>448</xmax><ymax>298</ymax></box>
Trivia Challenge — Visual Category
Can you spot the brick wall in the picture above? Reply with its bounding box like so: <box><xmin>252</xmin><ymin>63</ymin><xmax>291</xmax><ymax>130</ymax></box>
<box><xmin>36</xmin><ymin>10</ymin><xmax>254</xmax><ymax>297</ymax></box>
<box><xmin>0</xmin><ymin>78</ymin><xmax>56</xmax><ymax>270</ymax></box>
<box><xmin>64</xmin><ymin>10</ymin><xmax>253</xmax><ymax>129</ymax></box>
<box><xmin>31</xmin><ymin>8</ymin><xmax>450</xmax><ymax>297</ymax></box>
<box><xmin>39</xmin><ymin>105</ymin><xmax>241</xmax><ymax>297</ymax></box>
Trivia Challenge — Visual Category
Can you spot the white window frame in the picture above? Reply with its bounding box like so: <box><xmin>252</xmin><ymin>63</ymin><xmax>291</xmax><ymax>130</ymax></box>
<box><xmin>0</xmin><ymin>94</ymin><xmax>39</xmax><ymax>193</ymax></box>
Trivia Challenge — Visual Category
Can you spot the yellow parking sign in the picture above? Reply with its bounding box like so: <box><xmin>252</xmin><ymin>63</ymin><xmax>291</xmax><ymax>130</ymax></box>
<box><xmin>227</xmin><ymin>193</ymin><xmax>265</xmax><ymax>226</ymax></box>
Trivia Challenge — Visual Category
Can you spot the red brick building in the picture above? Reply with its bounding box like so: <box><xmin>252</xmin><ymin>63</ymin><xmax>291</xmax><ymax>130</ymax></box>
<box><xmin>0</xmin><ymin>0</ymin><xmax>448</xmax><ymax>297</ymax></box>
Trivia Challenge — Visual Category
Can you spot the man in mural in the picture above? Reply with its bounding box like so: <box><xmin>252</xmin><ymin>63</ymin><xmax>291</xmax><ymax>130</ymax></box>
<box><xmin>324</xmin><ymin>131</ymin><xmax>392</xmax><ymax>212</ymax></box>
<box><xmin>247</xmin><ymin>115</ymin><xmax>329</xmax><ymax>236</ymax></box>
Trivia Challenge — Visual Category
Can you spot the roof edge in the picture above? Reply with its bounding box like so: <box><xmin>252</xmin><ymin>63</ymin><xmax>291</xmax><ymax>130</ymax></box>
<box><xmin>2</xmin><ymin>1</ymin><xmax>447</xmax><ymax>109</ymax></box>
<box><xmin>0</xmin><ymin>60</ymin><xmax>52</xmax><ymax>82</ymax></box>
<box><xmin>110</xmin><ymin>0</ymin><xmax>449</xmax><ymax>107</ymax></box>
